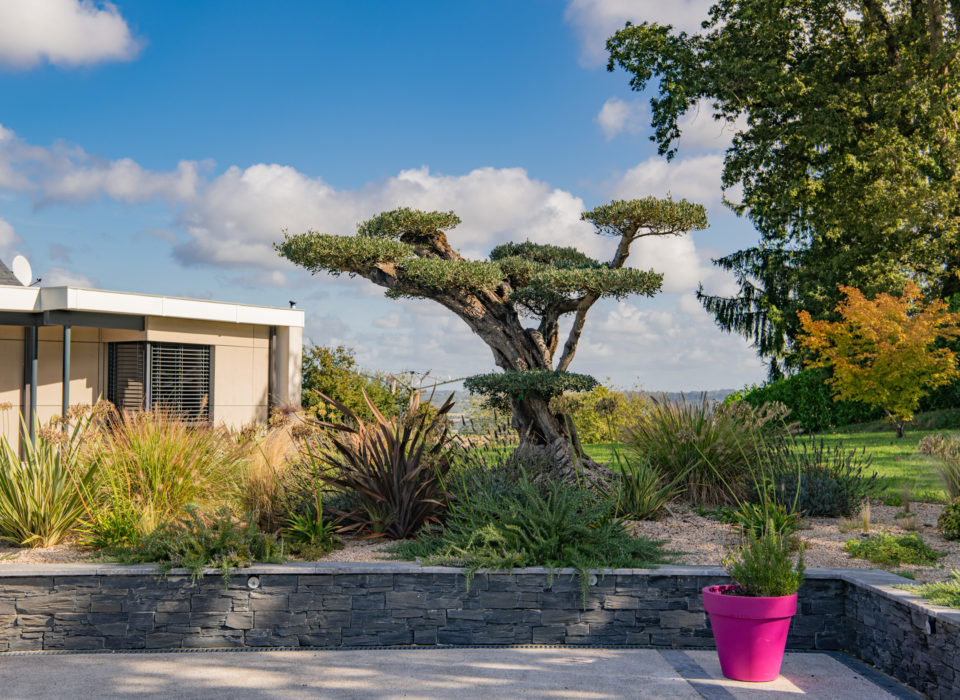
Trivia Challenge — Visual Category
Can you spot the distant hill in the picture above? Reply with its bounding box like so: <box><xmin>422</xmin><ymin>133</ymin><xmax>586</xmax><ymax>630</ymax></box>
<box><xmin>425</xmin><ymin>387</ymin><xmax>737</xmax><ymax>411</ymax></box>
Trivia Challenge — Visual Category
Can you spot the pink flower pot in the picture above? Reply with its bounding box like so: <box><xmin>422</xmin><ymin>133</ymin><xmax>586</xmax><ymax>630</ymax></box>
<box><xmin>702</xmin><ymin>584</ymin><xmax>797</xmax><ymax>682</ymax></box>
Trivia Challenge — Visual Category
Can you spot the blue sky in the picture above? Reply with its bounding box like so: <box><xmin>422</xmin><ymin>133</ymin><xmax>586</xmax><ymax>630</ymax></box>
<box><xmin>0</xmin><ymin>0</ymin><xmax>766</xmax><ymax>391</ymax></box>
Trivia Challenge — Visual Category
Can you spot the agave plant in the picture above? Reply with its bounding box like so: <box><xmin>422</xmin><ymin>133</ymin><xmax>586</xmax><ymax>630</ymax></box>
<box><xmin>0</xmin><ymin>415</ymin><xmax>99</xmax><ymax>547</ymax></box>
<box><xmin>304</xmin><ymin>390</ymin><xmax>456</xmax><ymax>539</ymax></box>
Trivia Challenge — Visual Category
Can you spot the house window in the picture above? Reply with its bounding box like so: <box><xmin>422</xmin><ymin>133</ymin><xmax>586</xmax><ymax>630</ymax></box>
<box><xmin>107</xmin><ymin>342</ymin><xmax>212</xmax><ymax>423</ymax></box>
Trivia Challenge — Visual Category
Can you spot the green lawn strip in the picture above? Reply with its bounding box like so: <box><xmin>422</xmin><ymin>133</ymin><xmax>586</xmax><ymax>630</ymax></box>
<box><xmin>817</xmin><ymin>430</ymin><xmax>956</xmax><ymax>503</ymax></box>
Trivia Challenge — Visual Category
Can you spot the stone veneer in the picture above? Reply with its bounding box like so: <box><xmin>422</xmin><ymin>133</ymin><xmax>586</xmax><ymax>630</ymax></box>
<box><xmin>0</xmin><ymin>564</ymin><xmax>956</xmax><ymax>697</ymax></box>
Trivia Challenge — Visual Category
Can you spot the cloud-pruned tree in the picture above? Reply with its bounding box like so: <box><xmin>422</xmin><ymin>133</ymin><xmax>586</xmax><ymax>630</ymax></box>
<box><xmin>277</xmin><ymin>198</ymin><xmax>707</xmax><ymax>482</ymax></box>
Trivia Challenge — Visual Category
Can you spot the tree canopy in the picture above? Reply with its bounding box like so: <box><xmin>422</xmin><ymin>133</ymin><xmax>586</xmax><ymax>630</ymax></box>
<box><xmin>798</xmin><ymin>283</ymin><xmax>960</xmax><ymax>436</ymax></box>
<box><xmin>607</xmin><ymin>0</ymin><xmax>960</xmax><ymax>376</ymax></box>
<box><xmin>278</xmin><ymin>198</ymin><xmax>708</xmax><ymax>480</ymax></box>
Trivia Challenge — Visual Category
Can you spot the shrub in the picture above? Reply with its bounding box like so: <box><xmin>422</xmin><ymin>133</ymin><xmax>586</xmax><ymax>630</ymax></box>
<box><xmin>900</xmin><ymin>569</ymin><xmax>960</xmax><ymax>609</ymax></box>
<box><xmin>604</xmin><ymin>455</ymin><xmax>683</xmax><ymax>521</ymax></box>
<box><xmin>566</xmin><ymin>384</ymin><xmax>647</xmax><ymax>444</ymax></box>
<box><xmin>390</xmin><ymin>469</ymin><xmax>672</xmax><ymax>604</ymax></box>
<box><xmin>729</xmin><ymin>500</ymin><xmax>803</xmax><ymax>543</ymax></box>
<box><xmin>724</xmin><ymin>528</ymin><xmax>805</xmax><ymax>597</ymax></box>
<box><xmin>938</xmin><ymin>500</ymin><xmax>960</xmax><ymax>541</ymax></box>
<box><xmin>83</xmin><ymin>411</ymin><xmax>245</xmax><ymax>546</ymax></box>
<box><xmin>301</xmin><ymin>344</ymin><xmax>410</xmax><ymax>423</ymax></box>
<box><xmin>0</xmin><ymin>417</ymin><xmax>98</xmax><ymax>547</ymax></box>
<box><xmin>236</xmin><ymin>418</ymin><xmax>305</xmax><ymax>532</ymax></box>
<box><xmin>113</xmin><ymin>507</ymin><xmax>283</xmax><ymax>584</ymax></box>
<box><xmin>766</xmin><ymin>437</ymin><xmax>878</xmax><ymax>517</ymax></box>
<box><xmin>844</xmin><ymin>533</ymin><xmax>944</xmax><ymax>567</ymax></box>
<box><xmin>624</xmin><ymin>394</ymin><xmax>790</xmax><ymax>504</ymax></box>
<box><xmin>306</xmin><ymin>391</ymin><xmax>456</xmax><ymax>539</ymax></box>
<box><xmin>729</xmin><ymin>368</ymin><xmax>881</xmax><ymax>432</ymax></box>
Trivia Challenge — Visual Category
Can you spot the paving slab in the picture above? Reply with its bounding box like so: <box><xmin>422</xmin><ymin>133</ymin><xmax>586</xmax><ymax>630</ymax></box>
<box><xmin>0</xmin><ymin>647</ymin><xmax>921</xmax><ymax>699</ymax></box>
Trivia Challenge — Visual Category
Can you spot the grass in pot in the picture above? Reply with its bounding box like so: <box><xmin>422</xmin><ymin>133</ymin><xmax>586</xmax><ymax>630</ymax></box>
<box><xmin>703</xmin><ymin>522</ymin><xmax>805</xmax><ymax>682</ymax></box>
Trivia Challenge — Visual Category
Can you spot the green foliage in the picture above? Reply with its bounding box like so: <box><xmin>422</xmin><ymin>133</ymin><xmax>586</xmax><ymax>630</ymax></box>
<box><xmin>938</xmin><ymin>500</ymin><xmax>960</xmax><ymax>541</ymax></box>
<box><xmin>604</xmin><ymin>454</ymin><xmax>685</xmax><ymax>521</ymax></box>
<box><xmin>583</xmin><ymin>198</ymin><xmax>709</xmax><ymax>235</ymax></box>
<box><xmin>465</xmin><ymin>370</ymin><xmax>598</xmax><ymax>412</ymax></box>
<box><xmin>766</xmin><ymin>437</ymin><xmax>879</xmax><ymax>518</ymax></box>
<box><xmin>919</xmin><ymin>433</ymin><xmax>960</xmax><ymax>500</ymax></box>
<box><xmin>399</xmin><ymin>258</ymin><xmax>504</xmax><ymax>294</ymax></box>
<box><xmin>389</xmin><ymin>469</ymin><xmax>672</xmax><ymax>605</ymax></box>
<box><xmin>724</xmin><ymin>528</ymin><xmax>805</xmax><ymax>598</ymax></box>
<box><xmin>275</xmin><ymin>232</ymin><xmax>414</xmax><ymax>275</ymax></box>
<box><xmin>82</xmin><ymin>411</ymin><xmax>245</xmax><ymax>546</ymax></box>
<box><xmin>729</xmin><ymin>500</ymin><xmax>803</xmax><ymax>544</ymax></box>
<box><xmin>283</xmin><ymin>508</ymin><xmax>342</xmax><ymax>559</ymax></box>
<box><xmin>900</xmin><ymin>570</ymin><xmax>960</xmax><ymax>609</ymax></box>
<box><xmin>357</xmin><ymin>208</ymin><xmax>461</xmax><ymax>239</ymax></box>
<box><xmin>608</xmin><ymin>2</ymin><xmax>960</xmax><ymax>373</ymax></box>
<box><xmin>730</xmin><ymin>369</ymin><xmax>882</xmax><ymax>432</ymax></box>
<box><xmin>307</xmin><ymin>391</ymin><xmax>456</xmax><ymax>539</ymax></box>
<box><xmin>490</xmin><ymin>241</ymin><xmax>600</xmax><ymax>268</ymax></box>
<box><xmin>624</xmin><ymin>394</ymin><xmax>790</xmax><ymax>504</ymax></box>
<box><xmin>844</xmin><ymin>533</ymin><xmax>944</xmax><ymax>567</ymax></box>
<box><xmin>566</xmin><ymin>384</ymin><xmax>646</xmax><ymax>444</ymax></box>
<box><xmin>113</xmin><ymin>507</ymin><xmax>284</xmax><ymax>584</ymax></box>
<box><xmin>301</xmin><ymin>344</ymin><xmax>409</xmax><ymax>423</ymax></box>
<box><xmin>0</xmin><ymin>417</ymin><xmax>98</xmax><ymax>548</ymax></box>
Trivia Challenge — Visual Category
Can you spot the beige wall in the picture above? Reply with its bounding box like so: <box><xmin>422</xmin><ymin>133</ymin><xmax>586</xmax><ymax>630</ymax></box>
<box><xmin>0</xmin><ymin>317</ymin><xmax>303</xmax><ymax>453</ymax></box>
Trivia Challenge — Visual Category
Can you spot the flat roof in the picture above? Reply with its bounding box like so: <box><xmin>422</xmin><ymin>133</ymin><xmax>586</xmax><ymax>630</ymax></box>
<box><xmin>0</xmin><ymin>284</ymin><xmax>304</xmax><ymax>328</ymax></box>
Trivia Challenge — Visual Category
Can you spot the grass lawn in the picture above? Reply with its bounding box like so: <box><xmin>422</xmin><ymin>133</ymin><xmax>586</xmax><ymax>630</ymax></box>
<box><xmin>817</xmin><ymin>429</ymin><xmax>956</xmax><ymax>503</ymax></box>
<box><xmin>584</xmin><ymin>430</ymin><xmax>957</xmax><ymax>504</ymax></box>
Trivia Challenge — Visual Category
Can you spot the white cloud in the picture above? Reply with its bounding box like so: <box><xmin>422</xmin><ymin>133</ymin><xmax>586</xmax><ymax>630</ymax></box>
<box><xmin>565</xmin><ymin>0</ymin><xmax>714</xmax><ymax>66</ymax></box>
<box><xmin>595</xmin><ymin>97</ymin><xmax>647</xmax><ymax>140</ymax></box>
<box><xmin>40</xmin><ymin>266</ymin><xmax>97</xmax><ymax>288</ymax></box>
<box><xmin>0</xmin><ymin>217</ymin><xmax>21</xmax><ymax>257</ymax></box>
<box><xmin>0</xmin><ymin>124</ymin><xmax>203</xmax><ymax>204</ymax></box>
<box><xmin>612</xmin><ymin>153</ymin><xmax>725</xmax><ymax>204</ymax></box>
<box><xmin>0</xmin><ymin>0</ymin><xmax>140</xmax><ymax>69</ymax></box>
<box><xmin>174</xmin><ymin>163</ymin><xmax>603</xmax><ymax>268</ymax></box>
<box><xmin>41</xmin><ymin>157</ymin><xmax>203</xmax><ymax>204</ymax></box>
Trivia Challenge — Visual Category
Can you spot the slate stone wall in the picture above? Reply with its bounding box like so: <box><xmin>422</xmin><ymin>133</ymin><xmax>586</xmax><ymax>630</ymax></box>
<box><xmin>843</xmin><ymin>574</ymin><xmax>960</xmax><ymax>700</ymax></box>
<box><xmin>0</xmin><ymin>564</ymin><xmax>841</xmax><ymax>652</ymax></box>
<box><xmin>0</xmin><ymin>563</ymin><xmax>956</xmax><ymax>698</ymax></box>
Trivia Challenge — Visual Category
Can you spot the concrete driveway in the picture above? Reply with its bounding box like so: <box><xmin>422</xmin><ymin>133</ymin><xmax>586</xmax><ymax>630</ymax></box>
<box><xmin>0</xmin><ymin>647</ymin><xmax>923</xmax><ymax>699</ymax></box>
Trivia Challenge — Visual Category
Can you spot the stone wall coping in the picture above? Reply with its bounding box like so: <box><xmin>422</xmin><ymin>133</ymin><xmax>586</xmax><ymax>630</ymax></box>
<box><xmin>0</xmin><ymin>561</ymin><xmax>956</xmax><ymax>625</ymax></box>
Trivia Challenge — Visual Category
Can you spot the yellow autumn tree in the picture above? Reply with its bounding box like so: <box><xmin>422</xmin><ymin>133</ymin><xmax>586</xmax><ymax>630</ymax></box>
<box><xmin>798</xmin><ymin>283</ymin><xmax>960</xmax><ymax>437</ymax></box>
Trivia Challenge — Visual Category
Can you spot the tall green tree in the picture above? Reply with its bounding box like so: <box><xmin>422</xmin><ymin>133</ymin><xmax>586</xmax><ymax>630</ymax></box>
<box><xmin>278</xmin><ymin>200</ymin><xmax>707</xmax><ymax>481</ymax></box>
<box><xmin>607</xmin><ymin>0</ymin><xmax>960</xmax><ymax>376</ymax></box>
<box><xmin>301</xmin><ymin>344</ymin><xmax>409</xmax><ymax>422</ymax></box>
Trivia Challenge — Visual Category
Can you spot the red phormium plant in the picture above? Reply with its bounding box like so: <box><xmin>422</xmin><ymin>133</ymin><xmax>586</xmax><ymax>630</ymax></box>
<box><xmin>304</xmin><ymin>390</ymin><xmax>456</xmax><ymax>539</ymax></box>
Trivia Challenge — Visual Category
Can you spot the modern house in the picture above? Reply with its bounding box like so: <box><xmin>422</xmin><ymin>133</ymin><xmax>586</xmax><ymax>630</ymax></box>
<box><xmin>0</xmin><ymin>259</ymin><xmax>303</xmax><ymax>454</ymax></box>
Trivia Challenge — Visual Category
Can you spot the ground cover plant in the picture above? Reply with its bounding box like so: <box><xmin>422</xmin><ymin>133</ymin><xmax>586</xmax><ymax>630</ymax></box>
<box><xmin>113</xmin><ymin>507</ymin><xmax>284</xmax><ymax>584</ymax></box>
<box><xmin>938</xmin><ymin>501</ymin><xmax>960</xmax><ymax>541</ymax></box>
<box><xmin>900</xmin><ymin>570</ymin><xmax>960</xmax><ymax>609</ymax></box>
<box><xmin>844</xmin><ymin>533</ymin><xmax>944</xmax><ymax>567</ymax></box>
<box><xmin>390</xmin><ymin>468</ymin><xmax>673</xmax><ymax>603</ymax></box>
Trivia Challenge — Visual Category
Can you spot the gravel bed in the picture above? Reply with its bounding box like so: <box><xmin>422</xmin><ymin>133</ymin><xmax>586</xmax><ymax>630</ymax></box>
<box><xmin>0</xmin><ymin>501</ymin><xmax>956</xmax><ymax>583</ymax></box>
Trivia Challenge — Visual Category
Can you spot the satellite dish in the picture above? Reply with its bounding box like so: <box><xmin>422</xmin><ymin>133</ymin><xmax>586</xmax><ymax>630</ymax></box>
<box><xmin>11</xmin><ymin>255</ymin><xmax>32</xmax><ymax>286</ymax></box>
